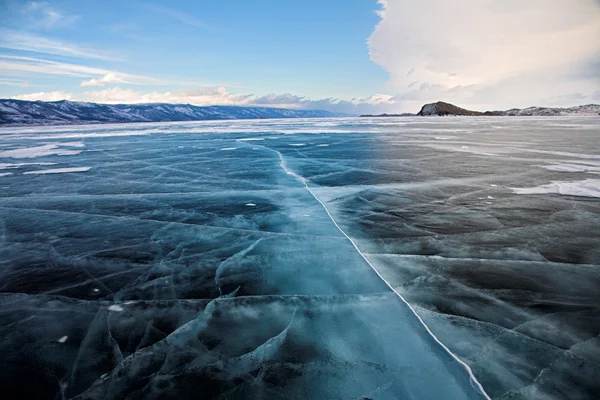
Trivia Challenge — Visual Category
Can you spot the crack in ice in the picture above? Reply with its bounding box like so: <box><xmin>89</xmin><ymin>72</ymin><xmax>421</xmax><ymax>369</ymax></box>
<box><xmin>250</xmin><ymin>142</ymin><xmax>492</xmax><ymax>400</ymax></box>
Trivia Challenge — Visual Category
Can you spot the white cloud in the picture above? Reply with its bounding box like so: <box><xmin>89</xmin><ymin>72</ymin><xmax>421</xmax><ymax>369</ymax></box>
<box><xmin>0</xmin><ymin>55</ymin><xmax>108</xmax><ymax>77</ymax></box>
<box><xmin>369</xmin><ymin>0</ymin><xmax>600</xmax><ymax>110</ymax></box>
<box><xmin>9</xmin><ymin>87</ymin><xmax>400</xmax><ymax>114</ymax></box>
<box><xmin>0</xmin><ymin>30</ymin><xmax>121</xmax><ymax>61</ymax></box>
<box><xmin>0</xmin><ymin>56</ymin><xmax>194</xmax><ymax>87</ymax></box>
<box><xmin>23</xmin><ymin>2</ymin><xmax>80</xmax><ymax>29</ymax></box>
<box><xmin>78</xmin><ymin>72</ymin><xmax>170</xmax><ymax>87</ymax></box>
<box><xmin>79</xmin><ymin>87</ymin><xmax>254</xmax><ymax>105</ymax></box>
<box><xmin>80</xmin><ymin>73</ymin><xmax>127</xmax><ymax>87</ymax></box>
<box><xmin>145</xmin><ymin>5</ymin><xmax>212</xmax><ymax>30</ymax></box>
<box><xmin>14</xmin><ymin>90</ymin><xmax>73</xmax><ymax>101</ymax></box>
<box><xmin>0</xmin><ymin>78</ymin><xmax>29</xmax><ymax>87</ymax></box>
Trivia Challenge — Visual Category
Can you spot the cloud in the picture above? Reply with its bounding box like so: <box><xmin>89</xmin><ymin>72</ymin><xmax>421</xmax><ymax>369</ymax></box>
<box><xmin>14</xmin><ymin>90</ymin><xmax>72</xmax><ymax>101</ymax></box>
<box><xmin>78</xmin><ymin>87</ymin><xmax>253</xmax><ymax>105</ymax></box>
<box><xmin>80</xmin><ymin>73</ymin><xmax>127</xmax><ymax>87</ymax></box>
<box><xmin>0</xmin><ymin>78</ymin><xmax>29</xmax><ymax>87</ymax></box>
<box><xmin>79</xmin><ymin>72</ymin><xmax>174</xmax><ymax>87</ymax></box>
<box><xmin>368</xmin><ymin>0</ymin><xmax>600</xmax><ymax>110</ymax></box>
<box><xmin>22</xmin><ymin>2</ymin><xmax>80</xmax><ymax>29</ymax></box>
<box><xmin>0</xmin><ymin>30</ymin><xmax>121</xmax><ymax>61</ymax></box>
<box><xmin>10</xmin><ymin>87</ymin><xmax>401</xmax><ymax>114</ymax></box>
<box><xmin>0</xmin><ymin>55</ymin><xmax>108</xmax><ymax>77</ymax></box>
<box><xmin>0</xmin><ymin>56</ymin><xmax>197</xmax><ymax>88</ymax></box>
<box><xmin>144</xmin><ymin>5</ymin><xmax>212</xmax><ymax>30</ymax></box>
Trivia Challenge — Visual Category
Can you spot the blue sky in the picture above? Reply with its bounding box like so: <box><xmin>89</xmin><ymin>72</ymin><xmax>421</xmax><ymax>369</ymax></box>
<box><xmin>1</xmin><ymin>0</ymin><xmax>599</xmax><ymax>113</ymax></box>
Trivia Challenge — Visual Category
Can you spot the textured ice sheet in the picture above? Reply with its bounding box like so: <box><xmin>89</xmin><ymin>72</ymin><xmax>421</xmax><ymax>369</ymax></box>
<box><xmin>535</xmin><ymin>160</ymin><xmax>600</xmax><ymax>174</ymax></box>
<box><xmin>0</xmin><ymin>122</ymin><xmax>489</xmax><ymax>400</ymax></box>
<box><xmin>511</xmin><ymin>179</ymin><xmax>600</xmax><ymax>198</ymax></box>
<box><xmin>1</xmin><ymin>116</ymin><xmax>599</xmax><ymax>399</ymax></box>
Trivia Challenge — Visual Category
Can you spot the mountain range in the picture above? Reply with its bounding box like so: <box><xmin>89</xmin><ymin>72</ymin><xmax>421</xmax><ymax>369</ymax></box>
<box><xmin>0</xmin><ymin>99</ymin><xmax>347</xmax><ymax>126</ymax></box>
<box><xmin>361</xmin><ymin>101</ymin><xmax>600</xmax><ymax>117</ymax></box>
<box><xmin>1</xmin><ymin>99</ymin><xmax>599</xmax><ymax>127</ymax></box>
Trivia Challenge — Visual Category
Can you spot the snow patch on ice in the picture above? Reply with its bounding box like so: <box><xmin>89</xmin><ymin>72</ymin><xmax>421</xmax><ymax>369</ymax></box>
<box><xmin>421</xmin><ymin>143</ymin><xmax>501</xmax><ymax>157</ymax></box>
<box><xmin>220</xmin><ymin>147</ymin><xmax>236</xmax><ymax>151</ymax></box>
<box><xmin>0</xmin><ymin>172</ymin><xmax>13</xmax><ymax>177</ymax></box>
<box><xmin>57</xmin><ymin>336</ymin><xmax>68</xmax><ymax>343</ymax></box>
<box><xmin>59</xmin><ymin>141</ymin><xmax>85</xmax><ymax>148</ymax></box>
<box><xmin>536</xmin><ymin>162</ymin><xmax>600</xmax><ymax>174</ymax></box>
<box><xmin>511</xmin><ymin>179</ymin><xmax>600</xmax><ymax>198</ymax></box>
<box><xmin>238</xmin><ymin>138</ymin><xmax>264</xmax><ymax>141</ymax></box>
<box><xmin>0</xmin><ymin>144</ymin><xmax>83</xmax><ymax>159</ymax></box>
<box><xmin>24</xmin><ymin>167</ymin><xmax>91</xmax><ymax>175</ymax></box>
<box><xmin>289</xmin><ymin>143</ymin><xmax>306</xmax><ymax>146</ymax></box>
<box><xmin>245</xmin><ymin>203</ymin><xmax>256</xmax><ymax>207</ymax></box>
<box><xmin>108</xmin><ymin>305</ymin><xmax>124</xmax><ymax>312</ymax></box>
<box><xmin>525</xmin><ymin>149</ymin><xmax>600</xmax><ymax>160</ymax></box>
<box><xmin>317</xmin><ymin>144</ymin><xmax>329</xmax><ymax>147</ymax></box>
<box><xmin>0</xmin><ymin>162</ymin><xmax>56</xmax><ymax>170</ymax></box>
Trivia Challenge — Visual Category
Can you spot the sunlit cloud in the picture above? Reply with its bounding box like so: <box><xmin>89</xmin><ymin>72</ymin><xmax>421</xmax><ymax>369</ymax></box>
<box><xmin>0</xmin><ymin>55</ymin><xmax>108</xmax><ymax>77</ymax></box>
<box><xmin>368</xmin><ymin>0</ymin><xmax>600</xmax><ymax>110</ymax></box>
<box><xmin>11</xmin><ymin>87</ymin><xmax>401</xmax><ymax>114</ymax></box>
<box><xmin>144</xmin><ymin>4</ymin><xmax>212</xmax><ymax>30</ymax></box>
<box><xmin>0</xmin><ymin>30</ymin><xmax>122</xmax><ymax>61</ymax></box>
<box><xmin>13</xmin><ymin>90</ymin><xmax>73</xmax><ymax>101</ymax></box>
<box><xmin>0</xmin><ymin>78</ymin><xmax>29</xmax><ymax>87</ymax></box>
<box><xmin>22</xmin><ymin>1</ymin><xmax>80</xmax><ymax>29</ymax></box>
<box><xmin>0</xmin><ymin>56</ymin><xmax>200</xmax><ymax>88</ymax></box>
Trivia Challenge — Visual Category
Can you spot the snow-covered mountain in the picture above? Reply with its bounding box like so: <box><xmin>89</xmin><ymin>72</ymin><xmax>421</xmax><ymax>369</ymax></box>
<box><xmin>501</xmin><ymin>104</ymin><xmax>600</xmax><ymax>116</ymax></box>
<box><xmin>0</xmin><ymin>99</ymin><xmax>349</xmax><ymax>126</ymax></box>
<box><xmin>418</xmin><ymin>102</ymin><xmax>600</xmax><ymax>116</ymax></box>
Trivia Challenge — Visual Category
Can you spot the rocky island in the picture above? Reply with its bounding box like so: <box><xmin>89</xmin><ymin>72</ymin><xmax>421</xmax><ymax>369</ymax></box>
<box><xmin>361</xmin><ymin>101</ymin><xmax>600</xmax><ymax>117</ymax></box>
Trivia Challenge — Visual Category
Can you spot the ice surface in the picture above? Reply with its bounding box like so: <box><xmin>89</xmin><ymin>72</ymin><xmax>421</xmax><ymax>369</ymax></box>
<box><xmin>537</xmin><ymin>162</ymin><xmax>600</xmax><ymax>173</ymax></box>
<box><xmin>511</xmin><ymin>179</ymin><xmax>600</xmax><ymax>198</ymax></box>
<box><xmin>1</xmin><ymin>116</ymin><xmax>599</xmax><ymax>399</ymax></box>
<box><xmin>0</xmin><ymin>143</ymin><xmax>83</xmax><ymax>158</ymax></box>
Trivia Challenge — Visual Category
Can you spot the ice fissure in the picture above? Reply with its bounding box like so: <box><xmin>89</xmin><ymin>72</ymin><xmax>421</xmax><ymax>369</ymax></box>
<box><xmin>248</xmin><ymin>141</ymin><xmax>492</xmax><ymax>399</ymax></box>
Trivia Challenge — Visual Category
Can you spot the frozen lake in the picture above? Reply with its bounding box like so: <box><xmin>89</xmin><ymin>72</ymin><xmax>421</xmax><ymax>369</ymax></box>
<box><xmin>1</xmin><ymin>116</ymin><xmax>599</xmax><ymax>399</ymax></box>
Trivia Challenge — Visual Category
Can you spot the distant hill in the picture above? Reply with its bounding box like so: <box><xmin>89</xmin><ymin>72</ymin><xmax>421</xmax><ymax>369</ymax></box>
<box><xmin>359</xmin><ymin>112</ymin><xmax>416</xmax><ymax>118</ymax></box>
<box><xmin>0</xmin><ymin>99</ymin><xmax>349</xmax><ymax>126</ymax></box>
<box><xmin>500</xmin><ymin>104</ymin><xmax>600</xmax><ymax>116</ymax></box>
<box><xmin>360</xmin><ymin>101</ymin><xmax>600</xmax><ymax>117</ymax></box>
<box><xmin>417</xmin><ymin>101</ymin><xmax>500</xmax><ymax>116</ymax></box>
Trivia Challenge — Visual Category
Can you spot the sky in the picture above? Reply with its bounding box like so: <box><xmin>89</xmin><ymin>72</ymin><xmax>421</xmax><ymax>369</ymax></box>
<box><xmin>0</xmin><ymin>0</ymin><xmax>599</xmax><ymax>114</ymax></box>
